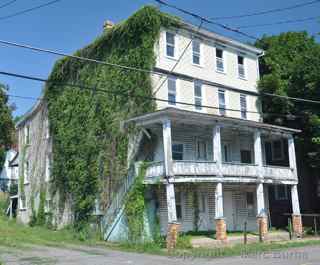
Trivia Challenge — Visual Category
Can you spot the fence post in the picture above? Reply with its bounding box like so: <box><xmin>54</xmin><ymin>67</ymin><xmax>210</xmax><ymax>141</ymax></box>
<box><xmin>288</xmin><ymin>217</ymin><xmax>292</xmax><ymax>240</ymax></box>
<box><xmin>244</xmin><ymin>221</ymin><xmax>247</xmax><ymax>245</ymax></box>
<box><xmin>259</xmin><ymin>219</ymin><xmax>263</xmax><ymax>243</ymax></box>
<box><xmin>314</xmin><ymin>216</ymin><xmax>318</xmax><ymax>236</ymax></box>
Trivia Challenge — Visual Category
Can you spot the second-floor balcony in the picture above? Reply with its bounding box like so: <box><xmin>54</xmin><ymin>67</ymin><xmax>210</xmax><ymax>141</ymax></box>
<box><xmin>125</xmin><ymin>108</ymin><xmax>300</xmax><ymax>185</ymax></box>
<box><xmin>144</xmin><ymin>160</ymin><xmax>296</xmax><ymax>183</ymax></box>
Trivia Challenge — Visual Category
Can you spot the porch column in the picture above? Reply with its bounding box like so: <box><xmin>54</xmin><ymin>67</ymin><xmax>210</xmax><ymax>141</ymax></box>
<box><xmin>256</xmin><ymin>183</ymin><xmax>268</xmax><ymax>239</ymax></box>
<box><xmin>215</xmin><ymin>182</ymin><xmax>227</xmax><ymax>241</ymax></box>
<box><xmin>291</xmin><ymin>184</ymin><xmax>303</xmax><ymax>237</ymax></box>
<box><xmin>288</xmin><ymin>135</ymin><xmax>298</xmax><ymax>176</ymax></box>
<box><xmin>212</xmin><ymin>125</ymin><xmax>222</xmax><ymax>171</ymax></box>
<box><xmin>162</xmin><ymin>119</ymin><xmax>180</xmax><ymax>249</ymax></box>
<box><xmin>254</xmin><ymin>130</ymin><xmax>263</xmax><ymax>178</ymax></box>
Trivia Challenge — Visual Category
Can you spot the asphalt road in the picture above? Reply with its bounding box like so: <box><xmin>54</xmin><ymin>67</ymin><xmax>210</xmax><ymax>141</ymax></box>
<box><xmin>0</xmin><ymin>244</ymin><xmax>319</xmax><ymax>265</ymax></box>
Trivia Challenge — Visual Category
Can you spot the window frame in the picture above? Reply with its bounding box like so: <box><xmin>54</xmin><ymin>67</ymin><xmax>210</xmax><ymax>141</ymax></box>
<box><xmin>24</xmin><ymin>124</ymin><xmax>30</xmax><ymax>145</ymax></box>
<box><xmin>238</xmin><ymin>55</ymin><xmax>246</xmax><ymax>79</ymax></box>
<box><xmin>167</xmin><ymin>76</ymin><xmax>177</xmax><ymax>106</ymax></box>
<box><xmin>215</xmin><ymin>48</ymin><xmax>225</xmax><ymax>73</ymax></box>
<box><xmin>165</xmin><ymin>31</ymin><xmax>176</xmax><ymax>58</ymax></box>
<box><xmin>218</xmin><ymin>89</ymin><xmax>226</xmax><ymax>116</ymax></box>
<box><xmin>19</xmin><ymin>195</ymin><xmax>27</xmax><ymax>210</ymax></box>
<box><xmin>246</xmin><ymin>191</ymin><xmax>256</xmax><ymax>217</ymax></box>
<box><xmin>194</xmin><ymin>80</ymin><xmax>203</xmax><ymax>111</ymax></box>
<box><xmin>172</xmin><ymin>142</ymin><xmax>184</xmax><ymax>161</ymax></box>
<box><xmin>196</xmin><ymin>139</ymin><xmax>209</xmax><ymax>161</ymax></box>
<box><xmin>24</xmin><ymin>160</ymin><xmax>30</xmax><ymax>184</ymax></box>
<box><xmin>240</xmin><ymin>94</ymin><xmax>247</xmax><ymax>119</ymax></box>
<box><xmin>192</xmin><ymin>39</ymin><xmax>201</xmax><ymax>65</ymax></box>
<box><xmin>45</xmin><ymin>155</ymin><xmax>51</xmax><ymax>182</ymax></box>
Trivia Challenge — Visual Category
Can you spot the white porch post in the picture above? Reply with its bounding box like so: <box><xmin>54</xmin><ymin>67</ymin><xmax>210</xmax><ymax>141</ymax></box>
<box><xmin>254</xmin><ymin>130</ymin><xmax>263</xmax><ymax>177</ymax></box>
<box><xmin>291</xmin><ymin>184</ymin><xmax>301</xmax><ymax>215</ymax></box>
<box><xmin>215</xmin><ymin>182</ymin><xmax>224</xmax><ymax>219</ymax></box>
<box><xmin>213</xmin><ymin>125</ymin><xmax>222</xmax><ymax>172</ymax></box>
<box><xmin>256</xmin><ymin>183</ymin><xmax>266</xmax><ymax>217</ymax></box>
<box><xmin>288</xmin><ymin>135</ymin><xmax>298</xmax><ymax>177</ymax></box>
<box><xmin>162</xmin><ymin>119</ymin><xmax>177</xmax><ymax>223</ymax></box>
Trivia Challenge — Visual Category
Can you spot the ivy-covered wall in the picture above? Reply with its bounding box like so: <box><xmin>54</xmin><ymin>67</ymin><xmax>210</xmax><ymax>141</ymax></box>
<box><xmin>44</xmin><ymin>6</ymin><xmax>179</xmax><ymax>230</ymax></box>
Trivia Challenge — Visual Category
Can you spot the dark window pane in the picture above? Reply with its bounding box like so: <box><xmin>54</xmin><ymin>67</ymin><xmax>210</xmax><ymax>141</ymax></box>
<box><xmin>168</xmin><ymin>93</ymin><xmax>176</xmax><ymax>105</ymax></box>
<box><xmin>193</xmin><ymin>55</ymin><xmax>200</xmax><ymax>64</ymax></box>
<box><xmin>166</xmin><ymin>45</ymin><xmax>174</xmax><ymax>57</ymax></box>
<box><xmin>216</xmin><ymin>48</ymin><xmax>223</xmax><ymax>58</ymax></box>
<box><xmin>166</xmin><ymin>32</ymin><xmax>175</xmax><ymax>45</ymax></box>
<box><xmin>241</xmin><ymin>150</ymin><xmax>252</xmax><ymax>164</ymax></box>
<box><xmin>192</xmin><ymin>40</ymin><xmax>200</xmax><ymax>53</ymax></box>
<box><xmin>238</xmin><ymin>56</ymin><xmax>244</xmax><ymax>65</ymax></box>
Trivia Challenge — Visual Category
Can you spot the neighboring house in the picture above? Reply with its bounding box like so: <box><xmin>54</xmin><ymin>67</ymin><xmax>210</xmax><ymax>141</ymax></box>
<box><xmin>15</xmin><ymin>97</ymin><xmax>72</xmax><ymax>227</ymax></box>
<box><xmin>15</xmin><ymin>7</ymin><xmax>303</xmax><ymax>245</ymax></box>
<box><xmin>0</xmin><ymin>149</ymin><xmax>18</xmax><ymax>192</ymax></box>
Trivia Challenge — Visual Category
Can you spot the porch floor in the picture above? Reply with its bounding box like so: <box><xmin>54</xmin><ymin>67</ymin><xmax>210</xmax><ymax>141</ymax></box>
<box><xmin>190</xmin><ymin>230</ymin><xmax>290</xmax><ymax>248</ymax></box>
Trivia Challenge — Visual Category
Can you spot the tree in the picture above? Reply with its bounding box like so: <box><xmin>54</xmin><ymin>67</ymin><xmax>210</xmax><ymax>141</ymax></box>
<box><xmin>0</xmin><ymin>83</ymin><xmax>15</xmax><ymax>170</ymax></box>
<box><xmin>255</xmin><ymin>32</ymin><xmax>320</xmax><ymax>210</ymax></box>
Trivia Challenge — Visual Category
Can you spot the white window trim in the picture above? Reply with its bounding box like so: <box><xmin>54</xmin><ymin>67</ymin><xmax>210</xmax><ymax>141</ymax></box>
<box><xmin>45</xmin><ymin>155</ymin><xmax>51</xmax><ymax>182</ymax></box>
<box><xmin>24</xmin><ymin>124</ymin><xmax>30</xmax><ymax>145</ymax></box>
<box><xmin>237</xmin><ymin>55</ymin><xmax>247</xmax><ymax>80</ymax></box>
<box><xmin>275</xmin><ymin>185</ymin><xmax>288</xmax><ymax>200</ymax></box>
<box><xmin>222</xmin><ymin>141</ymin><xmax>232</xmax><ymax>163</ymax></box>
<box><xmin>167</xmin><ymin>75</ymin><xmax>179</xmax><ymax>108</ymax></box>
<box><xmin>44</xmin><ymin>198</ymin><xmax>52</xmax><ymax>213</ymax></box>
<box><xmin>193</xmin><ymin>80</ymin><xmax>205</xmax><ymax>112</ymax></box>
<box><xmin>192</xmin><ymin>39</ymin><xmax>202</xmax><ymax>67</ymax></box>
<box><xmin>215</xmin><ymin>47</ymin><xmax>226</xmax><ymax>74</ymax></box>
<box><xmin>172</xmin><ymin>142</ymin><xmax>184</xmax><ymax>161</ymax></box>
<box><xmin>24</xmin><ymin>161</ymin><xmax>30</xmax><ymax>185</ymax></box>
<box><xmin>165</xmin><ymin>31</ymin><xmax>178</xmax><ymax>60</ymax></box>
<box><xmin>271</xmin><ymin>140</ymin><xmax>285</xmax><ymax>161</ymax></box>
<box><xmin>240</xmin><ymin>94</ymin><xmax>247</xmax><ymax>120</ymax></box>
<box><xmin>218</xmin><ymin>89</ymin><xmax>227</xmax><ymax>116</ymax></box>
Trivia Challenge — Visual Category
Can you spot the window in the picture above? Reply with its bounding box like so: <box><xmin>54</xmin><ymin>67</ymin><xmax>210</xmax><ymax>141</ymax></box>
<box><xmin>168</xmin><ymin>77</ymin><xmax>177</xmax><ymax>105</ymax></box>
<box><xmin>192</xmin><ymin>40</ymin><xmax>201</xmax><ymax>65</ymax></box>
<box><xmin>317</xmin><ymin>179</ymin><xmax>320</xmax><ymax>198</ymax></box>
<box><xmin>166</xmin><ymin>32</ymin><xmax>175</xmax><ymax>58</ymax></box>
<box><xmin>216</xmin><ymin>48</ymin><xmax>224</xmax><ymax>72</ymax></box>
<box><xmin>275</xmin><ymin>185</ymin><xmax>288</xmax><ymax>200</ymax></box>
<box><xmin>24</xmin><ymin>161</ymin><xmax>29</xmax><ymax>184</ymax></box>
<box><xmin>198</xmin><ymin>193</ymin><xmax>206</xmax><ymax>213</ymax></box>
<box><xmin>272</xmin><ymin>140</ymin><xmax>284</xmax><ymax>161</ymax></box>
<box><xmin>197</xmin><ymin>140</ymin><xmax>207</xmax><ymax>160</ymax></box>
<box><xmin>222</xmin><ymin>143</ymin><xmax>231</xmax><ymax>162</ymax></box>
<box><xmin>24</xmin><ymin>124</ymin><xmax>30</xmax><ymax>145</ymax></box>
<box><xmin>218</xmin><ymin>89</ymin><xmax>226</xmax><ymax>115</ymax></box>
<box><xmin>172</xmin><ymin>143</ymin><xmax>183</xmax><ymax>160</ymax></box>
<box><xmin>175</xmin><ymin>192</ymin><xmax>182</xmax><ymax>220</ymax></box>
<box><xmin>238</xmin><ymin>55</ymin><xmax>245</xmax><ymax>78</ymax></box>
<box><xmin>45</xmin><ymin>155</ymin><xmax>51</xmax><ymax>182</ymax></box>
<box><xmin>194</xmin><ymin>81</ymin><xmax>202</xmax><ymax>110</ymax></box>
<box><xmin>246</xmin><ymin>192</ymin><xmax>255</xmax><ymax>217</ymax></box>
<box><xmin>241</xmin><ymin>150</ymin><xmax>252</xmax><ymax>164</ymax></box>
<box><xmin>240</xmin><ymin>94</ymin><xmax>247</xmax><ymax>119</ymax></box>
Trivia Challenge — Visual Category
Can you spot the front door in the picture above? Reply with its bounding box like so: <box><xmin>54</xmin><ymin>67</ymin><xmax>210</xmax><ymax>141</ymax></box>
<box><xmin>197</xmin><ymin>191</ymin><xmax>210</xmax><ymax>231</ymax></box>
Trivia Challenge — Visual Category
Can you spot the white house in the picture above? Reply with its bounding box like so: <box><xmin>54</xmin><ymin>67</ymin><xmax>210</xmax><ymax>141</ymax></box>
<box><xmin>0</xmin><ymin>149</ymin><xmax>18</xmax><ymax>192</ymax></box>
<box><xmin>120</xmin><ymin>20</ymin><xmax>303</xmax><ymax>244</ymax></box>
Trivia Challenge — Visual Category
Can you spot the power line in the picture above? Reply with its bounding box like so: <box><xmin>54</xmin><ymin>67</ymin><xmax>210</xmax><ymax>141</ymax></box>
<box><xmin>237</xmin><ymin>15</ymin><xmax>320</xmax><ymax>29</ymax></box>
<box><xmin>210</xmin><ymin>0</ymin><xmax>320</xmax><ymax>20</ymax></box>
<box><xmin>7</xmin><ymin>94</ymin><xmax>40</xmax><ymax>101</ymax></box>
<box><xmin>0</xmin><ymin>70</ymin><xmax>305</xmax><ymax>118</ymax></box>
<box><xmin>0</xmin><ymin>0</ymin><xmax>62</xmax><ymax>21</ymax></box>
<box><xmin>0</xmin><ymin>0</ymin><xmax>17</xmax><ymax>10</ymax></box>
<box><xmin>155</xmin><ymin>0</ymin><xmax>259</xmax><ymax>40</ymax></box>
<box><xmin>0</xmin><ymin>39</ymin><xmax>166</xmax><ymax>77</ymax></box>
<box><xmin>262</xmin><ymin>92</ymin><xmax>320</xmax><ymax>105</ymax></box>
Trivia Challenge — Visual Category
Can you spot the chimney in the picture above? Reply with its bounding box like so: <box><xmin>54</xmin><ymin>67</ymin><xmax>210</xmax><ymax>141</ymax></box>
<box><xmin>103</xmin><ymin>20</ymin><xmax>114</xmax><ymax>30</ymax></box>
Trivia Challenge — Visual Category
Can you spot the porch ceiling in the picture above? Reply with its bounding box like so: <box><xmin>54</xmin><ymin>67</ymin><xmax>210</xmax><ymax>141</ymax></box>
<box><xmin>123</xmin><ymin>107</ymin><xmax>301</xmax><ymax>135</ymax></box>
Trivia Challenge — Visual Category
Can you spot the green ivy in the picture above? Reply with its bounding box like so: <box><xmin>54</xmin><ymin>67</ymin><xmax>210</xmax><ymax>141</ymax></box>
<box><xmin>124</xmin><ymin>163</ymin><xmax>147</xmax><ymax>242</ymax></box>
<box><xmin>44</xmin><ymin>6</ymin><xmax>180</xmax><ymax>231</ymax></box>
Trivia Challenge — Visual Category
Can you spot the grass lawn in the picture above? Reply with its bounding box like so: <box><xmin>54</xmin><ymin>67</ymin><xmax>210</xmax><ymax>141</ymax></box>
<box><xmin>0</xmin><ymin>215</ymin><xmax>101</xmax><ymax>249</ymax></box>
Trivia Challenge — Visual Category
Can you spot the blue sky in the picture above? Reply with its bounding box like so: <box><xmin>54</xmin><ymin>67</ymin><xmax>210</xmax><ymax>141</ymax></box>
<box><xmin>0</xmin><ymin>0</ymin><xmax>319</xmax><ymax>117</ymax></box>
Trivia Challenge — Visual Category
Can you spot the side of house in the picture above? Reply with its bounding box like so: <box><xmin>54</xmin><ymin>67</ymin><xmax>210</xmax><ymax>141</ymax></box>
<box><xmin>0</xmin><ymin>149</ymin><xmax>18</xmax><ymax>192</ymax></box>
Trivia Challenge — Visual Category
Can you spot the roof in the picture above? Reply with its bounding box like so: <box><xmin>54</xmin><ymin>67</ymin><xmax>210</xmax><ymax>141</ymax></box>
<box><xmin>124</xmin><ymin>107</ymin><xmax>301</xmax><ymax>134</ymax></box>
<box><xmin>15</xmin><ymin>90</ymin><xmax>44</xmax><ymax>128</ymax></box>
<box><xmin>179</xmin><ymin>21</ymin><xmax>264</xmax><ymax>56</ymax></box>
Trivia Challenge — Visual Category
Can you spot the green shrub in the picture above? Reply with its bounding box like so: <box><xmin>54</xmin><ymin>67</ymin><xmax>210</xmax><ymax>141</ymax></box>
<box><xmin>176</xmin><ymin>234</ymin><xmax>193</xmax><ymax>249</ymax></box>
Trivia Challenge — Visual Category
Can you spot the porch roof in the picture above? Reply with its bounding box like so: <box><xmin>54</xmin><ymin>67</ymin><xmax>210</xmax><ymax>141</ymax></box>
<box><xmin>123</xmin><ymin>107</ymin><xmax>301</xmax><ymax>134</ymax></box>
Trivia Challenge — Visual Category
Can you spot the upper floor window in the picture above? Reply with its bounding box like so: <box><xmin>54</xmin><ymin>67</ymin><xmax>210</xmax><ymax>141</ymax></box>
<box><xmin>172</xmin><ymin>143</ymin><xmax>183</xmax><ymax>160</ymax></box>
<box><xmin>218</xmin><ymin>89</ymin><xmax>226</xmax><ymax>115</ymax></box>
<box><xmin>272</xmin><ymin>140</ymin><xmax>284</xmax><ymax>161</ymax></box>
<box><xmin>192</xmin><ymin>40</ymin><xmax>201</xmax><ymax>65</ymax></box>
<box><xmin>166</xmin><ymin>32</ymin><xmax>175</xmax><ymax>58</ymax></box>
<box><xmin>274</xmin><ymin>185</ymin><xmax>288</xmax><ymax>200</ymax></box>
<box><xmin>197</xmin><ymin>140</ymin><xmax>208</xmax><ymax>160</ymax></box>
<box><xmin>240</xmin><ymin>94</ymin><xmax>247</xmax><ymax>119</ymax></box>
<box><xmin>216</xmin><ymin>48</ymin><xmax>224</xmax><ymax>72</ymax></box>
<box><xmin>238</xmin><ymin>55</ymin><xmax>246</xmax><ymax>79</ymax></box>
<box><xmin>24</xmin><ymin>161</ymin><xmax>29</xmax><ymax>184</ymax></box>
<box><xmin>24</xmin><ymin>124</ymin><xmax>30</xmax><ymax>145</ymax></box>
<box><xmin>168</xmin><ymin>77</ymin><xmax>177</xmax><ymax>105</ymax></box>
<box><xmin>194</xmin><ymin>81</ymin><xmax>202</xmax><ymax>110</ymax></box>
